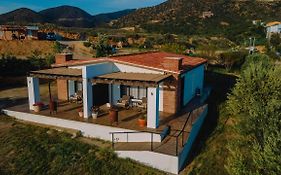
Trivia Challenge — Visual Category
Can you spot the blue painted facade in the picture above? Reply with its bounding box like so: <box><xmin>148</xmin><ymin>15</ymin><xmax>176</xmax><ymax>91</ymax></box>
<box><xmin>179</xmin><ymin>105</ymin><xmax>208</xmax><ymax>171</ymax></box>
<box><xmin>182</xmin><ymin>65</ymin><xmax>205</xmax><ymax>106</ymax></box>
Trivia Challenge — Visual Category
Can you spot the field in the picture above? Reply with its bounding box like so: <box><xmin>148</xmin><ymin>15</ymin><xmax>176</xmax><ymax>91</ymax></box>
<box><xmin>0</xmin><ymin>115</ymin><xmax>163</xmax><ymax>175</ymax></box>
<box><xmin>0</xmin><ymin>41</ymin><xmax>56</xmax><ymax>58</ymax></box>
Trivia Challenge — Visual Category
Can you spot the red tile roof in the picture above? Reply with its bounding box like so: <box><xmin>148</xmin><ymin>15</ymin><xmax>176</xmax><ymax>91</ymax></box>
<box><xmin>55</xmin><ymin>51</ymin><xmax>207</xmax><ymax>74</ymax></box>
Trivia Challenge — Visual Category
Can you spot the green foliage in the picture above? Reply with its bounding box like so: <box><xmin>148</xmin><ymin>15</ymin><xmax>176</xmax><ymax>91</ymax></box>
<box><xmin>95</xmin><ymin>34</ymin><xmax>114</xmax><ymax>57</ymax></box>
<box><xmin>83</xmin><ymin>41</ymin><xmax>92</xmax><ymax>48</ymax></box>
<box><xmin>269</xmin><ymin>33</ymin><xmax>281</xmax><ymax>48</ymax></box>
<box><xmin>226</xmin><ymin>54</ymin><xmax>281</xmax><ymax>175</ymax></box>
<box><xmin>0</xmin><ymin>119</ymin><xmax>163</xmax><ymax>175</ymax></box>
<box><xmin>219</xmin><ymin>50</ymin><xmax>248</xmax><ymax>71</ymax></box>
<box><xmin>160</xmin><ymin>43</ymin><xmax>186</xmax><ymax>54</ymax></box>
<box><xmin>53</xmin><ymin>41</ymin><xmax>63</xmax><ymax>53</ymax></box>
<box><xmin>0</xmin><ymin>53</ymin><xmax>55</xmax><ymax>76</ymax></box>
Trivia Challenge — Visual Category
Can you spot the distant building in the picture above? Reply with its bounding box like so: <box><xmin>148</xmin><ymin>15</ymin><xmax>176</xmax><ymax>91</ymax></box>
<box><xmin>266</xmin><ymin>21</ymin><xmax>281</xmax><ymax>38</ymax></box>
<box><xmin>0</xmin><ymin>25</ymin><xmax>39</xmax><ymax>40</ymax></box>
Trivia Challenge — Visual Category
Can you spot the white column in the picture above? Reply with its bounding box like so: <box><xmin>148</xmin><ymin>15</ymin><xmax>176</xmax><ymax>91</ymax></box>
<box><xmin>27</xmin><ymin>77</ymin><xmax>40</xmax><ymax>110</ymax></box>
<box><xmin>68</xmin><ymin>80</ymin><xmax>75</xmax><ymax>98</ymax></box>
<box><xmin>83</xmin><ymin>79</ymin><xmax>93</xmax><ymax>118</ymax></box>
<box><xmin>147</xmin><ymin>86</ymin><xmax>160</xmax><ymax>129</ymax></box>
<box><xmin>159</xmin><ymin>83</ymin><xmax>164</xmax><ymax>112</ymax></box>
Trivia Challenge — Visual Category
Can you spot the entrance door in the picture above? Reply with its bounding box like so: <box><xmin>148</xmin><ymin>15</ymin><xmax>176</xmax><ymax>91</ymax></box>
<box><xmin>92</xmin><ymin>84</ymin><xmax>109</xmax><ymax>106</ymax></box>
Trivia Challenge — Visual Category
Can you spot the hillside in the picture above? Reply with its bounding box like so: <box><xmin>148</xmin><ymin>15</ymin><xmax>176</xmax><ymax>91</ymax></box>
<box><xmin>94</xmin><ymin>9</ymin><xmax>135</xmax><ymax>25</ymax></box>
<box><xmin>113</xmin><ymin>0</ymin><xmax>281</xmax><ymax>36</ymax></box>
<box><xmin>39</xmin><ymin>5</ymin><xmax>94</xmax><ymax>28</ymax></box>
<box><xmin>0</xmin><ymin>8</ymin><xmax>44</xmax><ymax>24</ymax></box>
<box><xmin>0</xmin><ymin>6</ymin><xmax>135</xmax><ymax>28</ymax></box>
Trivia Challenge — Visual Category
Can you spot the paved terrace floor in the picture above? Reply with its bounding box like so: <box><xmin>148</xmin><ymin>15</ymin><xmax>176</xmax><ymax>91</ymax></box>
<box><xmin>6</xmin><ymin>101</ymin><xmax>195</xmax><ymax>133</ymax></box>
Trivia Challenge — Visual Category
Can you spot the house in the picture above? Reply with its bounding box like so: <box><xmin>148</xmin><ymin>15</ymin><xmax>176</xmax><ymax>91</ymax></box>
<box><xmin>0</xmin><ymin>25</ymin><xmax>39</xmax><ymax>40</ymax></box>
<box><xmin>3</xmin><ymin>51</ymin><xmax>210</xmax><ymax>174</ymax></box>
<box><xmin>266</xmin><ymin>21</ymin><xmax>281</xmax><ymax>38</ymax></box>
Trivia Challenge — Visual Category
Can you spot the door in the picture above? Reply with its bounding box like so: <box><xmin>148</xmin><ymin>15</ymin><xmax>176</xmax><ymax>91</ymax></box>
<box><xmin>92</xmin><ymin>84</ymin><xmax>109</xmax><ymax>106</ymax></box>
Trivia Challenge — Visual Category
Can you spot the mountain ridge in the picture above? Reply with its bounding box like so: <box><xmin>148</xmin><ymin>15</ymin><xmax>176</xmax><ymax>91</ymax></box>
<box><xmin>113</xmin><ymin>0</ymin><xmax>281</xmax><ymax>35</ymax></box>
<box><xmin>0</xmin><ymin>6</ymin><xmax>135</xmax><ymax>28</ymax></box>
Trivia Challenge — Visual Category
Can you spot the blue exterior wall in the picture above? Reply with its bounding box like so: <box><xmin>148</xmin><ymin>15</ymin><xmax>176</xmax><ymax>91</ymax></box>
<box><xmin>182</xmin><ymin>65</ymin><xmax>205</xmax><ymax>106</ymax></box>
<box><xmin>178</xmin><ymin>105</ymin><xmax>208</xmax><ymax>171</ymax></box>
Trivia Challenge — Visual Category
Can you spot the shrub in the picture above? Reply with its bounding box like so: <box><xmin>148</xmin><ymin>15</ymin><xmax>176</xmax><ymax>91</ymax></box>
<box><xmin>83</xmin><ymin>41</ymin><xmax>92</xmax><ymax>48</ymax></box>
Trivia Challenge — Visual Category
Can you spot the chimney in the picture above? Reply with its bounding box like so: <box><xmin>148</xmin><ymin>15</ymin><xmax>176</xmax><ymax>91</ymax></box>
<box><xmin>162</xmin><ymin>57</ymin><xmax>183</xmax><ymax>71</ymax></box>
<box><xmin>55</xmin><ymin>53</ymin><xmax>73</xmax><ymax>64</ymax></box>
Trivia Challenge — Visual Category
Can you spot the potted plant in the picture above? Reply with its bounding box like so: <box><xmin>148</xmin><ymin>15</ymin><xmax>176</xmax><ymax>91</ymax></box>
<box><xmin>109</xmin><ymin>106</ymin><xmax>118</xmax><ymax>124</ymax></box>
<box><xmin>33</xmin><ymin>102</ymin><xmax>44</xmax><ymax>112</ymax></box>
<box><xmin>78</xmin><ymin>108</ymin><xmax>83</xmax><ymax>117</ymax></box>
<box><xmin>91</xmin><ymin>106</ymin><xmax>100</xmax><ymax>119</ymax></box>
<box><xmin>138</xmin><ymin>114</ymin><xmax>147</xmax><ymax>127</ymax></box>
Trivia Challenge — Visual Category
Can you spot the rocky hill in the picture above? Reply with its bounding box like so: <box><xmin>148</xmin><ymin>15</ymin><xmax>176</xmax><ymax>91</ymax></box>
<box><xmin>39</xmin><ymin>6</ymin><xmax>94</xmax><ymax>27</ymax></box>
<box><xmin>0</xmin><ymin>8</ymin><xmax>44</xmax><ymax>24</ymax></box>
<box><xmin>0</xmin><ymin>6</ymin><xmax>135</xmax><ymax>28</ymax></box>
<box><xmin>113</xmin><ymin>0</ymin><xmax>281</xmax><ymax>35</ymax></box>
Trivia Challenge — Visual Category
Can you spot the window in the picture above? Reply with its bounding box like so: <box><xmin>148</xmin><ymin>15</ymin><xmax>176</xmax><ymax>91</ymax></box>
<box><xmin>121</xmin><ymin>85</ymin><xmax>147</xmax><ymax>99</ymax></box>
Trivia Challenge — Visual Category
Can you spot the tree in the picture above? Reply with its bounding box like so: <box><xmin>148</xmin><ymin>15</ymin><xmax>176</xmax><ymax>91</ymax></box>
<box><xmin>226</xmin><ymin>54</ymin><xmax>281</xmax><ymax>175</ymax></box>
<box><xmin>270</xmin><ymin>33</ymin><xmax>281</xmax><ymax>48</ymax></box>
<box><xmin>95</xmin><ymin>34</ymin><xmax>114</xmax><ymax>58</ymax></box>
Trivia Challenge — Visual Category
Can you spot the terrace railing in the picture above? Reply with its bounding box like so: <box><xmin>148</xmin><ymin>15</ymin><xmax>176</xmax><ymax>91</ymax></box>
<box><xmin>109</xmin><ymin>110</ymin><xmax>195</xmax><ymax>156</ymax></box>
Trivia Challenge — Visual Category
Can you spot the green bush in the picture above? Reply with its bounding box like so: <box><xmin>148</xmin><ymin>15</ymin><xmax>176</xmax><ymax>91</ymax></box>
<box><xmin>83</xmin><ymin>41</ymin><xmax>92</xmax><ymax>48</ymax></box>
<box><xmin>0</xmin><ymin>54</ymin><xmax>55</xmax><ymax>76</ymax></box>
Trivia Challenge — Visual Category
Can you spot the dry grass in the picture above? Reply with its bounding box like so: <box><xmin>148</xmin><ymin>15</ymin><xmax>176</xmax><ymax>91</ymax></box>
<box><xmin>0</xmin><ymin>40</ymin><xmax>56</xmax><ymax>58</ymax></box>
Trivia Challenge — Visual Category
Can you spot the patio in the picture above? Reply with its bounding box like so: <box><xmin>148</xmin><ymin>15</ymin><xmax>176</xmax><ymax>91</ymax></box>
<box><xmin>6</xmin><ymin>100</ymin><xmax>189</xmax><ymax>133</ymax></box>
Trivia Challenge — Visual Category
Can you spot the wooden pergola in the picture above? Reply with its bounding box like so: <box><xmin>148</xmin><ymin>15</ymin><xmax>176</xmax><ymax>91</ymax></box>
<box><xmin>29</xmin><ymin>67</ymin><xmax>82</xmax><ymax>81</ymax></box>
<box><xmin>92</xmin><ymin>72</ymin><xmax>172</xmax><ymax>87</ymax></box>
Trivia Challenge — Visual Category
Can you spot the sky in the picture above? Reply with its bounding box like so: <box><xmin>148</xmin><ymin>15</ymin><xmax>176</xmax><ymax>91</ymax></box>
<box><xmin>0</xmin><ymin>0</ymin><xmax>167</xmax><ymax>15</ymax></box>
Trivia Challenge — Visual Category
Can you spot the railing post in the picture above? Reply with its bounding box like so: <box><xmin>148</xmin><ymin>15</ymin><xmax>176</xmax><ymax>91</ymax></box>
<box><xmin>111</xmin><ymin>133</ymin><xmax>114</xmax><ymax>149</ymax></box>
<box><xmin>151</xmin><ymin>133</ymin><xmax>153</xmax><ymax>151</ymax></box>
<box><xmin>127</xmin><ymin>133</ymin><xmax>128</xmax><ymax>142</ymax></box>
<box><xmin>182</xmin><ymin>132</ymin><xmax>184</xmax><ymax>147</ymax></box>
<box><xmin>176</xmin><ymin>136</ymin><xmax>178</xmax><ymax>156</ymax></box>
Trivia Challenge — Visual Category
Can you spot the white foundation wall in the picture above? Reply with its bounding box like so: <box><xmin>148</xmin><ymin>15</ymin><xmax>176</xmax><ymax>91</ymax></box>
<box><xmin>2</xmin><ymin>110</ymin><xmax>161</xmax><ymax>142</ymax></box>
<box><xmin>117</xmin><ymin>151</ymin><xmax>179</xmax><ymax>174</ymax></box>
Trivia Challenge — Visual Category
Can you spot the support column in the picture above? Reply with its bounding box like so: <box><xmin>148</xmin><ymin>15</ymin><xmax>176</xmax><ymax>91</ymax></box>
<box><xmin>27</xmin><ymin>77</ymin><xmax>40</xmax><ymax>110</ymax></box>
<box><xmin>83</xmin><ymin>78</ymin><xmax>93</xmax><ymax>118</ymax></box>
<box><xmin>57</xmin><ymin>80</ymin><xmax>68</xmax><ymax>101</ymax></box>
<box><xmin>68</xmin><ymin>80</ymin><xmax>75</xmax><ymax>98</ymax></box>
<box><xmin>111</xmin><ymin>84</ymin><xmax>121</xmax><ymax>105</ymax></box>
<box><xmin>147</xmin><ymin>86</ymin><xmax>160</xmax><ymax>129</ymax></box>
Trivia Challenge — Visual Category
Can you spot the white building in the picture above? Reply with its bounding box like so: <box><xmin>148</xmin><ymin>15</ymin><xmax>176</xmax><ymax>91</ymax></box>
<box><xmin>266</xmin><ymin>21</ymin><xmax>281</xmax><ymax>38</ymax></box>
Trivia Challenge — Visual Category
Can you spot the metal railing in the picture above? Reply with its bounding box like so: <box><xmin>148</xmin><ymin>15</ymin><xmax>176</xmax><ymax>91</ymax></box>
<box><xmin>110</xmin><ymin>131</ymin><xmax>158</xmax><ymax>151</ymax></box>
<box><xmin>109</xmin><ymin>110</ymin><xmax>194</xmax><ymax>156</ymax></box>
<box><xmin>175</xmin><ymin>111</ymin><xmax>193</xmax><ymax>155</ymax></box>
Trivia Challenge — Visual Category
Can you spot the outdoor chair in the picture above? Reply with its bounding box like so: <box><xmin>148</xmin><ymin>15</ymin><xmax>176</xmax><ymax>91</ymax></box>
<box><xmin>137</xmin><ymin>97</ymin><xmax>147</xmax><ymax>109</ymax></box>
<box><xmin>69</xmin><ymin>91</ymin><xmax>83</xmax><ymax>104</ymax></box>
<box><xmin>116</xmin><ymin>95</ymin><xmax>131</xmax><ymax>109</ymax></box>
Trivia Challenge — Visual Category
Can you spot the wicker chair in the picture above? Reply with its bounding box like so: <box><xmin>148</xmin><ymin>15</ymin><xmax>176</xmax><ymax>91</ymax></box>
<box><xmin>137</xmin><ymin>97</ymin><xmax>147</xmax><ymax>109</ymax></box>
<box><xmin>116</xmin><ymin>95</ymin><xmax>131</xmax><ymax>109</ymax></box>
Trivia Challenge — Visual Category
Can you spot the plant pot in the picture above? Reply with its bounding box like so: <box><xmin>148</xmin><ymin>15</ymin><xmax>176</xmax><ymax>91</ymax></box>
<box><xmin>138</xmin><ymin>119</ymin><xmax>147</xmax><ymax>127</ymax></box>
<box><xmin>33</xmin><ymin>105</ymin><xmax>40</xmax><ymax>113</ymax></box>
<box><xmin>92</xmin><ymin>112</ymin><xmax>98</xmax><ymax>119</ymax></box>
<box><xmin>106</xmin><ymin>103</ymin><xmax>111</xmax><ymax>108</ymax></box>
<box><xmin>109</xmin><ymin>108</ymin><xmax>118</xmax><ymax>124</ymax></box>
<box><xmin>78</xmin><ymin>111</ymin><xmax>83</xmax><ymax>117</ymax></box>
